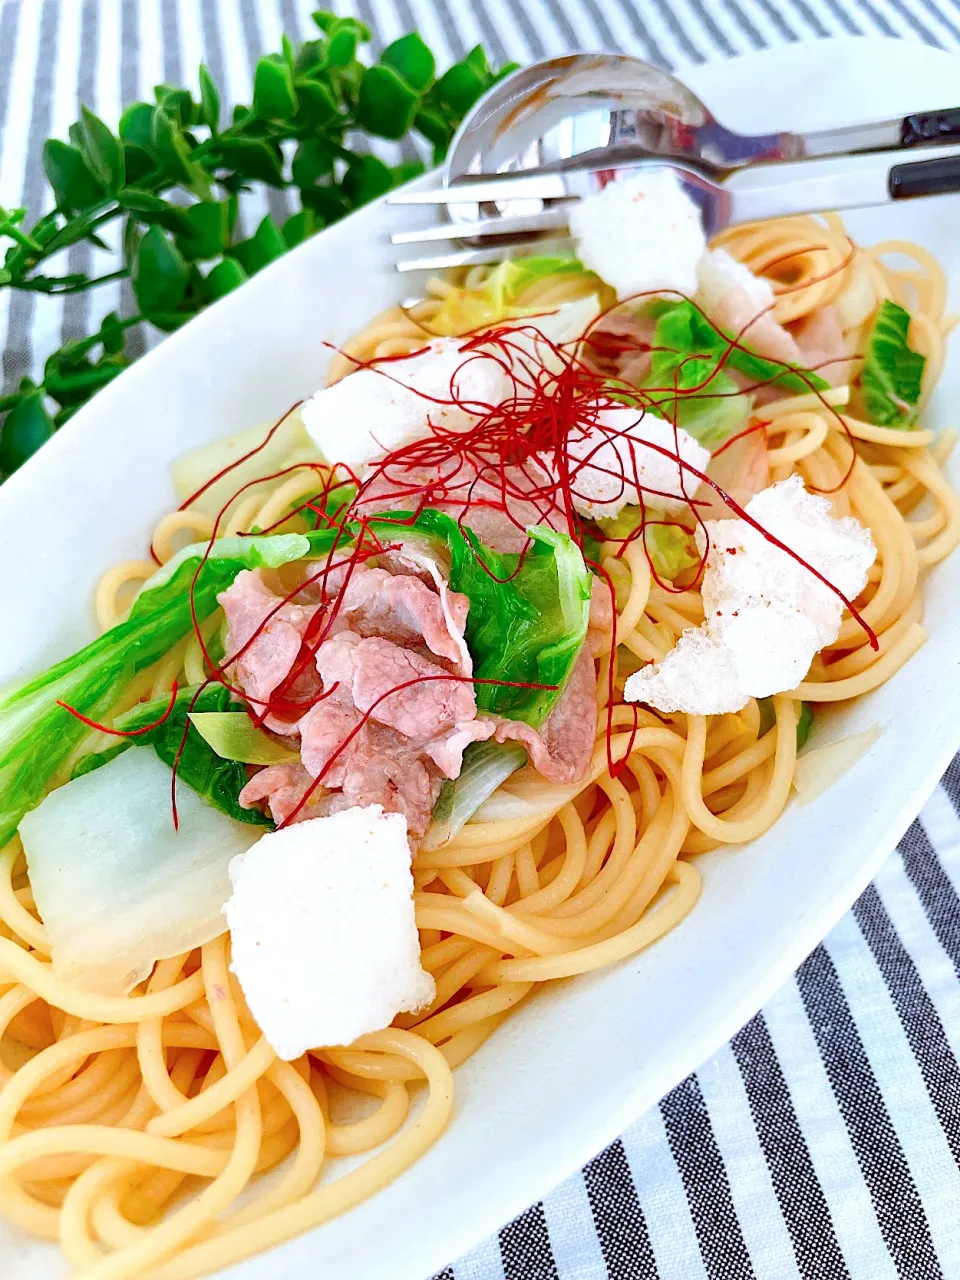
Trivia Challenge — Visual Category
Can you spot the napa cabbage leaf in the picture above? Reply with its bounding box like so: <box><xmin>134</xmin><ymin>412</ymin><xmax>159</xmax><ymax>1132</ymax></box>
<box><xmin>425</xmin><ymin>739</ymin><xmax>529</xmax><ymax>850</ymax></box>
<box><xmin>595</xmin><ymin>507</ymin><xmax>700</xmax><ymax>580</ymax></box>
<box><xmin>858</xmin><ymin>299</ymin><xmax>925</xmax><ymax>428</ymax></box>
<box><xmin>72</xmin><ymin>684</ymin><xmax>276</xmax><ymax>826</ymax></box>
<box><xmin>642</xmin><ymin>300</ymin><xmax>829</xmax><ymax>449</ymax></box>
<box><xmin>425</xmin><ymin>254</ymin><xmax>603</xmax><ymax>334</ymax></box>
<box><xmin>0</xmin><ymin>532</ymin><xmax>320</xmax><ymax>845</ymax></box>
<box><xmin>188</xmin><ymin>710</ymin><xmax>299</xmax><ymax>765</ymax></box>
<box><xmin>364</xmin><ymin>510</ymin><xmax>591</xmax><ymax>729</ymax></box>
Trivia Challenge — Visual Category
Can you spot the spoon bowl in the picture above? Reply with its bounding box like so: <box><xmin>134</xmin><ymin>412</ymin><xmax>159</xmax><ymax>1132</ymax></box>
<box><xmin>442</xmin><ymin>53</ymin><xmax>778</xmax><ymax>186</ymax></box>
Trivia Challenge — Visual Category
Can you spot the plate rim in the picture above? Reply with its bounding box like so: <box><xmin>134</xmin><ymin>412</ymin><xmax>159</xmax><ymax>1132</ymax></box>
<box><xmin>2</xmin><ymin>33</ymin><xmax>960</xmax><ymax>1280</ymax></box>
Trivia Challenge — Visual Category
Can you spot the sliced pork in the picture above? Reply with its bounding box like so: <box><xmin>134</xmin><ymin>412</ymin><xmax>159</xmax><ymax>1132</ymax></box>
<box><xmin>492</xmin><ymin>647</ymin><xmax>597</xmax><ymax>784</ymax></box>
<box><xmin>789</xmin><ymin>305</ymin><xmax>853</xmax><ymax>387</ymax></box>
<box><xmin>583</xmin><ymin>309</ymin><xmax>657</xmax><ymax>387</ymax></box>
<box><xmin>239</xmin><ymin>762</ymin><xmax>317</xmax><ymax>826</ymax></box>
<box><xmin>218</xmin><ymin>571</ymin><xmax>319</xmax><ymax>710</ymax></box>
<box><xmin>699</xmin><ymin>428</ymin><xmax>772</xmax><ymax>522</ymax></box>
<box><xmin>223</xmin><ymin>539</ymin><xmax>597</xmax><ymax>838</ymax></box>
<box><xmin>222</xmin><ymin>556</ymin><xmax>490</xmax><ymax>838</ymax></box>
<box><xmin>587</xmin><ymin>577</ymin><xmax>615</xmax><ymax>658</ymax></box>
<box><xmin>328</xmin><ymin>565</ymin><xmax>467</xmax><ymax>666</ymax></box>
<box><xmin>316</xmin><ymin>633</ymin><xmax>476</xmax><ymax>741</ymax></box>
<box><xmin>301</xmin><ymin>717</ymin><xmax>443</xmax><ymax>839</ymax></box>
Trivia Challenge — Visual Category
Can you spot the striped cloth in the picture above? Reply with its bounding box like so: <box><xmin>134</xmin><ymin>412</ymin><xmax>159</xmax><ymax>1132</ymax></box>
<box><xmin>2</xmin><ymin>2</ymin><xmax>960</xmax><ymax>1278</ymax></box>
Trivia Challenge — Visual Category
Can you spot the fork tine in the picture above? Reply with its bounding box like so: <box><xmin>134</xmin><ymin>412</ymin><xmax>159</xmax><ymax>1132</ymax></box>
<box><xmin>391</xmin><ymin>208</ymin><xmax>571</xmax><ymax>246</ymax></box>
<box><xmin>395</xmin><ymin>237</ymin><xmax>574</xmax><ymax>273</ymax></box>
<box><xmin>387</xmin><ymin>173</ymin><xmax>570</xmax><ymax>205</ymax></box>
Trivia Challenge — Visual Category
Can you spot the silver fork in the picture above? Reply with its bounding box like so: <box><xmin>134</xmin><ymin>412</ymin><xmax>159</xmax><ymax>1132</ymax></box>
<box><xmin>388</xmin><ymin>145</ymin><xmax>960</xmax><ymax>273</ymax></box>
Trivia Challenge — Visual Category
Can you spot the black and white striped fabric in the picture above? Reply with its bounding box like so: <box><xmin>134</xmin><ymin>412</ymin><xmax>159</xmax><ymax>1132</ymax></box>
<box><xmin>2</xmin><ymin>2</ymin><xmax>960</xmax><ymax>1277</ymax></box>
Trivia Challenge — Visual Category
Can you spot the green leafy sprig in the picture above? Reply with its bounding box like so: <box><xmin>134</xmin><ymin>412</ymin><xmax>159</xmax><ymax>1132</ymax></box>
<box><xmin>0</xmin><ymin>16</ymin><xmax>514</xmax><ymax>476</ymax></box>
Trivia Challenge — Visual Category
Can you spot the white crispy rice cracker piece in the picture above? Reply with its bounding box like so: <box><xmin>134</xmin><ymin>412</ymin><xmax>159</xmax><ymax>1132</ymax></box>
<box><xmin>623</xmin><ymin>475</ymin><xmax>877</xmax><ymax>714</ymax></box>
<box><xmin>566</xmin><ymin>401</ymin><xmax>709</xmax><ymax>519</ymax></box>
<box><xmin>569</xmin><ymin>168</ymin><xmax>706</xmax><ymax>300</ymax></box>
<box><xmin>225</xmin><ymin>805</ymin><xmax>434</xmax><ymax>1060</ymax></box>
<box><xmin>301</xmin><ymin>338</ymin><xmax>509</xmax><ymax>471</ymax></box>
<box><xmin>300</xmin><ymin>297</ymin><xmax>601</xmax><ymax>473</ymax></box>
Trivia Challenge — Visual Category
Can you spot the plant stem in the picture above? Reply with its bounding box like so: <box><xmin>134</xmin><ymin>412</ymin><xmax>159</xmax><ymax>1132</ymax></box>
<box><xmin>0</xmin><ymin>220</ymin><xmax>42</xmax><ymax>254</ymax></box>
<box><xmin>22</xmin><ymin>268</ymin><xmax>130</xmax><ymax>296</ymax></box>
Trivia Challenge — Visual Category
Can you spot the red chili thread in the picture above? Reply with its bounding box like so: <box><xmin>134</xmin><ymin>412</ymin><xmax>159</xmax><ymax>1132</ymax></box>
<box><xmin>166</xmin><ymin>264</ymin><xmax>879</xmax><ymax>828</ymax></box>
<box><xmin>57</xmin><ymin>681</ymin><xmax>180</xmax><ymax>736</ymax></box>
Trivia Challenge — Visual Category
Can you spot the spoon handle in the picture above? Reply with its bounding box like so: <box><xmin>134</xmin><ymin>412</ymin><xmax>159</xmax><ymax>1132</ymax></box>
<box><xmin>901</xmin><ymin>108</ymin><xmax>960</xmax><ymax>145</ymax></box>
<box><xmin>781</xmin><ymin>107</ymin><xmax>960</xmax><ymax>165</ymax></box>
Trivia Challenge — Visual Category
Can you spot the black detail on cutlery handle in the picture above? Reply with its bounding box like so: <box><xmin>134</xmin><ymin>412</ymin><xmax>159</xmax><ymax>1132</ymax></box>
<box><xmin>889</xmin><ymin>154</ymin><xmax>960</xmax><ymax>199</ymax></box>
<box><xmin>901</xmin><ymin>109</ymin><xmax>960</xmax><ymax>146</ymax></box>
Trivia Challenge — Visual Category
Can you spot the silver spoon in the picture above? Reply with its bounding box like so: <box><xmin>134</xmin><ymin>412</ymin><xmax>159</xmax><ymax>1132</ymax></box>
<box><xmin>444</xmin><ymin>52</ymin><xmax>960</xmax><ymax>183</ymax></box>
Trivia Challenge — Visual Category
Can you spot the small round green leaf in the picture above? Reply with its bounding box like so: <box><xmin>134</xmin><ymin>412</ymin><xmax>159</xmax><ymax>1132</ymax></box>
<box><xmin>381</xmin><ymin>33</ymin><xmax>435</xmax><ymax>92</ymax></box>
<box><xmin>79</xmin><ymin>106</ymin><xmax>125</xmax><ymax>194</ymax></box>
<box><xmin>294</xmin><ymin>79</ymin><xmax>338</xmax><ymax>128</ymax></box>
<box><xmin>198</xmin><ymin>64</ymin><xmax>221</xmax><ymax>133</ymax></box>
<box><xmin>0</xmin><ymin>394</ymin><xmax>54</xmax><ymax>474</ymax></box>
<box><xmin>254</xmin><ymin>55</ymin><xmax>298</xmax><ymax>121</ymax></box>
<box><xmin>252</xmin><ymin>214</ymin><xmax>287</xmax><ymax>264</ymax></box>
<box><xmin>327</xmin><ymin>27</ymin><xmax>358</xmax><ymax>67</ymax></box>
<box><xmin>342</xmin><ymin>153</ymin><xmax>394</xmax><ymax>206</ymax></box>
<box><xmin>295</xmin><ymin>39</ymin><xmax>325</xmax><ymax>76</ymax></box>
<box><xmin>152</xmin><ymin>105</ymin><xmax>195</xmax><ymax>183</ymax></box>
<box><xmin>133</xmin><ymin>225</ymin><xmax>190</xmax><ymax>317</ymax></box>
<box><xmin>119</xmin><ymin>102</ymin><xmax>156</xmax><ymax>149</ymax></box>
<box><xmin>391</xmin><ymin>159</ymin><xmax>425</xmax><ymax>188</ymax></box>
<box><xmin>154</xmin><ymin>85</ymin><xmax>196</xmax><ymax>127</ymax></box>
<box><xmin>122</xmin><ymin>143</ymin><xmax>156</xmax><ymax>188</ymax></box>
<box><xmin>42</xmin><ymin>140</ymin><xmax>104</xmax><ymax>213</ymax></box>
<box><xmin>436</xmin><ymin>59</ymin><xmax>487</xmax><ymax>115</ymax></box>
<box><xmin>99</xmin><ymin>311</ymin><xmax>127</xmax><ymax>356</ymax></box>
<box><xmin>117</xmin><ymin>190</ymin><xmax>169</xmax><ymax>214</ymax></box>
<box><xmin>357</xmin><ymin>64</ymin><xmax>419</xmax><ymax>140</ymax></box>
<box><xmin>118</xmin><ymin>191</ymin><xmax>191</xmax><ymax>236</ymax></box>
<box><xmin>215</xmin><ymin>137</ymin><xmax>286</xmax><ymax>187</ymax></box>
<box><xmin>231</xmin><ymin>215</ymin><xmax>287</xmax><ymax>276</ymax></box>
<box><xmin>300</xmin><ymin>186</ymin><xmax>348</xmax><ymax>225</ymax></box>
<box><xmin>150</xmin><ymin>103</ymin><xmax>210</xmax><ymax>196</ymax></box>
<box><xmin>45</xmin><ymin>364</ymin><xmax>124</xmax><ymax>407</ymax></box>
<box><xmin>465</xmin><ymin>45</ymin><xmax>491</xmax><ymax>76</ymax></box>
<box><xmin>291</xmin><ymin>137</ymin><xmax>335</xmax><ymax>190</ymax></box>
<box><xmin>413</xmin><ymin>107</ymin><xmax>452</xmax><ymax>151</ymax></box>
<box><xmin>177</xmin><ymin>200</ymin><xmax>232</xmax><ymax>261</ymax></box>
<box><xmin>282</xmin><ymin>209</ymin><xmax>315</xmax><ymax>248</ymax></box>
<box><xmin>205</xmin><ymin>257</ymin><xmax>248</xmax><ymax>300</ymax></box>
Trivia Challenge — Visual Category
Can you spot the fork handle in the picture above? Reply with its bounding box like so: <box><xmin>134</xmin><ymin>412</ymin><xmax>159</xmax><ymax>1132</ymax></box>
<box><xmin>727</xmin><ymin>141</ymin><xmax>960</xmax><ymax>225</ymax></box>
<box><xmin>889</xmin><ymin>152</ymin><xmax>960</xmax><ymax>198</ymax></box>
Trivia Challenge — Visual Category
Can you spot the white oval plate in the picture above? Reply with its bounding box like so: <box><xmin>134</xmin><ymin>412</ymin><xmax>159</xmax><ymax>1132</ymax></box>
<box><xmin>2</xmin><ymin>35</ymin><xmax>960</xmax><ymax>1280</ymax></box>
